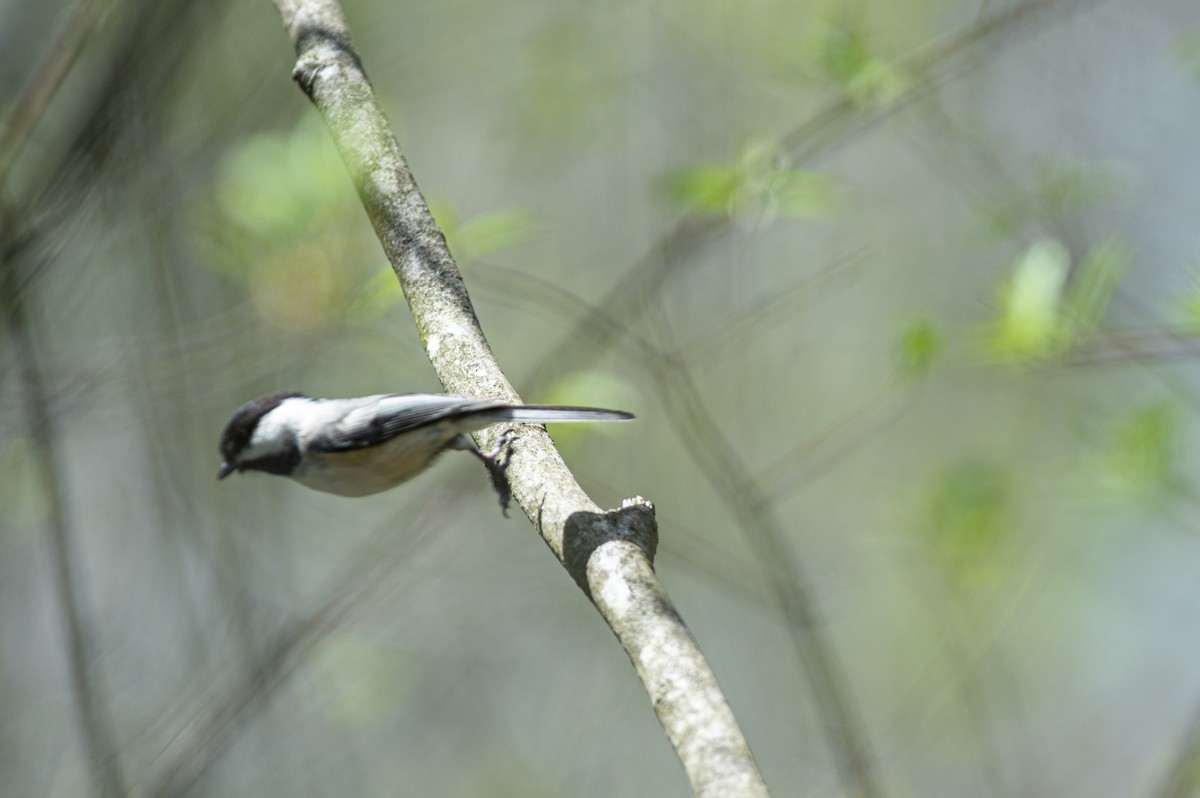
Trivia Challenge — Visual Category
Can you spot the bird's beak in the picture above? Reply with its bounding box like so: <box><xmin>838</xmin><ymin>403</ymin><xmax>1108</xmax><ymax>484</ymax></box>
<box><xmin>217</xmin><ymin>461</ymin><xmax>236</xmax><ymax>480</ymax></box>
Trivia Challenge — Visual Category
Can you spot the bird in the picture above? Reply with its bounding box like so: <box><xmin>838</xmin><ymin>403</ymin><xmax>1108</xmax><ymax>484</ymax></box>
<box><xmin>217</xmin><ymin>391</ymin><xmax>633</xmax><ymax>512</ymax></box>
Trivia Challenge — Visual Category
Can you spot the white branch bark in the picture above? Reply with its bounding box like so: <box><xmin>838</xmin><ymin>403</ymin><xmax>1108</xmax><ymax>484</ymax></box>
<box><xmin>268</xmin><ymin>2</ymin><xmax>770</xmax><ymax>795</ymax></box>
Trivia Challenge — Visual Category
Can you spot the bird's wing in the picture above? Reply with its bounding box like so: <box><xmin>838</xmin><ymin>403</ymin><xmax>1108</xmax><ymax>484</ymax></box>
<box><xmin>310</xmin><ymin>394</ymin><xmax>499</xmax><ymax>452</ymax></box>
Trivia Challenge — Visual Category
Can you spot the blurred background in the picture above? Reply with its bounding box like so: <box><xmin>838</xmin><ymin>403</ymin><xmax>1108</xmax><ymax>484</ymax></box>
<box><xmin>3</xmin><ymin>0</ymin><xmax>1200</xmax><ymax>795</ymax></box>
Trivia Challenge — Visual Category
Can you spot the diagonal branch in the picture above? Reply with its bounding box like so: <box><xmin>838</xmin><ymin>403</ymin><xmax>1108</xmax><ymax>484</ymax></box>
<box><xmin>268</xmin><ymin>2</ymin><xmax>769</xmax><ymax>795</ymax></box>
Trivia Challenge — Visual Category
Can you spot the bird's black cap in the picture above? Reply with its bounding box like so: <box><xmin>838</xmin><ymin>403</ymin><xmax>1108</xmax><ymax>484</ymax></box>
<box><xmin>218</xmin><ymin>391</ymin><xmax>305</xmax><ymax>479</ymax></box>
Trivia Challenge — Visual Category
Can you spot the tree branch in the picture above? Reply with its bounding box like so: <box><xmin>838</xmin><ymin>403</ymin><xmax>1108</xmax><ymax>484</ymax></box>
<box><xmin>268</xmin><ymin>1</ymin><xmax>769</xmax><ymax>795</ymax></box>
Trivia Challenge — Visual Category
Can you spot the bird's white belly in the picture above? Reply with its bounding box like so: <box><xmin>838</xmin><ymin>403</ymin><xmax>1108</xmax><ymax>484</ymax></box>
<box><xmin>290</xmin><ymin>432</ymin><xmax>455</xmax><ymax>497</ymax></box>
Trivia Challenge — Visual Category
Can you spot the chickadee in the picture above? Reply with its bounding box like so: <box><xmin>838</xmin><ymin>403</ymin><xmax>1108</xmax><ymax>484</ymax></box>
<box><xmin>217</xmin><ymin>392</ymin><xmax>633</xmax><ymax>511</ymax></box>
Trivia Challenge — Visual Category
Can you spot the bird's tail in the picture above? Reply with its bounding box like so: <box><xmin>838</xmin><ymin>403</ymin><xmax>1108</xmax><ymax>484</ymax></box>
<box><xmin>501</xmin><ymin>405</ymin><xmax>634</xmax><ymax>423</ymax></box>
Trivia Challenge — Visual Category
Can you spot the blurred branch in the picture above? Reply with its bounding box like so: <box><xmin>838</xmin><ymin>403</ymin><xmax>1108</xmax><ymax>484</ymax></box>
<box><xmin>0</xmin><ymin>256</ymin><xmax>125</xmax><ymax>796</ymax></box>
<box><xmin>756</xmin><ymin>375</ymin><xmax>918</xmax><ymax>502</ymax></box>
<box><xmin>677</xmin><ymin>250</ymin><xmax>864</xmax><ymax>365</ymax></box>
<box><xmin>267</xmin><ymin>2</ymin><xmax>768</xmax><ymax>795</ymax></box>
<box><xmin>0</xmin><ymin>2</ymin><xmax>240</xmax><ymax>796</ymax></box>
<box><xmin>646</xmin><ymin>330</ymin><xmax>887</xmax><ymax>798</ymax></box>
<box><xmin>1061</xmin><ymin>326</ymin><xmax>1200</xmax><ymax>367</ymax></box>
<box><xmin>497</xmin><ymin>7</ymin><xmax>1089</xmax><ymax>783</ymax></box>
<box><xmin>780</xmin><ymin>0</ymin><xmax>1087</xmax><ymax>162</ymax></box>
<box><xmin>131</xmin><ymin>492</ymin><xmax>446</xmax><ymax>798</ymax></box>
<box><xmin>520</xmin><ymin>0</ymin><xmax>1089</xmax><ymax>397</ymax></box>
<box><xmin>473</xmin><ymin>260</ymin><xmax>891</xmax><ymax>798</ymax></box>
<box><xmin>0</xmin><ymin>1</ymin><xmax>102</xmax><ymax>189</ymax></box>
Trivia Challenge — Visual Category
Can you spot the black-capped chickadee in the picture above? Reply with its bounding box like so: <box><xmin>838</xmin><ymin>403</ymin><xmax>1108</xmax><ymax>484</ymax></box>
<box><xmin>217</xmin><ymin>392</ymin><xmax>633</xmax><ymax>511</ymax></box>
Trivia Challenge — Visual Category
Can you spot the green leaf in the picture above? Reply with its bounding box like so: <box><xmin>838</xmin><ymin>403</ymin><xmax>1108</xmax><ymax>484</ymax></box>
<box><xmin>897</xmin><ymin>317</ymin><xmax>940</xmax><ymax>377</ymax></box>
<box><xmin>922</xmin><ymin>460</ymin><xmax>1014</xmax><ymax>587</ymax></box>
<box><xmin>428</xmin><ymin>202</ymin><xmax>540</xmax><ymax>264</ymax></box>
<box><xmin>349</xmin><ymin>203</ymin><xmax>541</xmax><ymax>320</ymax></box>
<box><xmin>813</xmin><ymin>22</ymin><xmax>873</xmax><ymax>86</ymax></box>
<box><xmin>350</xmin><ymin>265</ymin><xmax>404</xmax><ymax>320</ymax></box>
<box><xmin>985</xmin><ymin>236</ymin><xmax>1130</xmax><ymax>361</ymax></box>
<box><xmin>662</xmin><ymin>164</ymin><xmax>743</xmax><ymax>213</ymax></box>
<box><xmin>454</xmin><ymin>209</ymin><xmax>541</xmax><ymax>262</ymax></box>
<box><xmin>1101</xmin><ymin>403</ymin><xmax>1184</xmax><ymax>503</ymax></box>
<box><xmin>214</xmin><ymin>115</ymin><xmax>350</xmax><ymax>237</ymax></box>
<box><xmin>988</xmin><ymin>238</ymin><xmax>1070</xmax><ymax>360</ymax></box>
<box><xmin>1178</xmin><ymin>291</ymin><xmax>1200</xmax><ymax>335</ymax></box>
<box><xmin>844</xmin><ymin>56</ymin><xmax>909</xmax><ymax>107</ymax></box>
<box><xmin>662</xmin><ymin>139</ymin><xmax>842</xmax><ymax>223</ymax></box>
<box><xmin>810</xmin><ymin>20</ymin><xmax>909</xmax><ymax>107</ymax></box>
<box><xmin>1061</xmin><ymin>237</ymin><xmax>1130</xmax><ymax>343</ymax></box>
<box><xmin>765</xmin><ymin>169</ymin><xmax>843</xmax><ymax>218</ymax></box>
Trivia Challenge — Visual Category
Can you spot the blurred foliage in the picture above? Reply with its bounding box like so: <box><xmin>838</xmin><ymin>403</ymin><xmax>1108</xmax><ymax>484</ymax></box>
<box><xmin>988</xmin><ymin>237</ymin><xmax>1072</xmax><ymax>359</ymax></box>
<box><xmin>662</xmin><ymin>138</ymin><xmax>843</xmax><ymax>226</ymax></box>
<box><xmin>807</xmin><ymin>18</ymin><xmax>911</xmax><ymax>107</ymax></box>
<box><xmin>986</xmin><ymin>236</ymin><xmax>1130</xmax><ymax>361</ymax></box>
<box><xmin>212</xmin><ymin>117</ymin><xmax>350</xmax><ymax>238</ymax></box>
<box><xmin>1098</xmin><ymin>402</ymin><xmax>1187</xmax><ymax>505</ymax></box>
<box><xmin>313</xmin><ymin>634</ymin><xmax>418</xmax><ymax>726</ymax></box>
<box><xmin>539</xmin><ymin>369</ymin><xmax>639</xmax><ymax>448</ymax></box>
<box><xmin>920</xmin><ymin>460</ymin><xmax>1014</xmax><ymax>589</ymax></box>
<box><xmin>353</xmin><ymin>265</ymin><xmax>407</xmax><ymax>321</ymax></box>
<box><xmin>355</xmin><ymin>203</ymin><xmax>542</xmax><ymax>320</ymax></box>
<box><xmin>1170</xmin><ymin>27</ymin><xmax>1200</xmax><ymax>81</ymax></box>
<box><xmin>4</xmin><ymin>1</ymin><xmax>1200</xmax><ymax>797</ymax></box>
<box><xmin>1060</xmin><ymin>237</ymin><xmax>1131</xmax><ymax>342</ymax></box>
<box><xmin>431</xmin><ymin>202</ymin><xmax>542</xmax><ymax>265</ymax></box>
<box><xmin>1177</xmin><ymin>287</ymin><xmax>1200</xmax><ymax>335</ymax></box>
<box><xmin>981</xmin><ymin>159</ymin><xmax>1125</xmax><ymax>239</ymax></box>
<box><xmin>896</xmin><ymin>317</ymin><xmax>941</xmax><ymax>377</ymax></box>
<box><xmin>199</xmin><ymin>115</ymin><xmax>379</xmax><ymax>333</ymax></box>
<box><xmin>508</xmin><ymin>15</ymin><xmax>626</xmax><ymax>146</ymax></box>
<box><xmin>1036</xmin><ymin>159</ymin><xmax>1125</xmax><ymax>217</ymax></box>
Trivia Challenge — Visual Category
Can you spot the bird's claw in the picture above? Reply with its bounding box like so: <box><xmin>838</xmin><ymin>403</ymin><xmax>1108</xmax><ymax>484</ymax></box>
<box><xmin>480</xmin><ymin>430</ymin><xmax>515</xmax><ymax>516</ymax></box>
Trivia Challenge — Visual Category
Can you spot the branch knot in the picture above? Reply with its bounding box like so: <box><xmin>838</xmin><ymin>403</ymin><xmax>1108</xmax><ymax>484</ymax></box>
<box><xmin>562</xmin><ymin>498</ymin><xmax>658</xmax><ymax>599</ymax></box>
